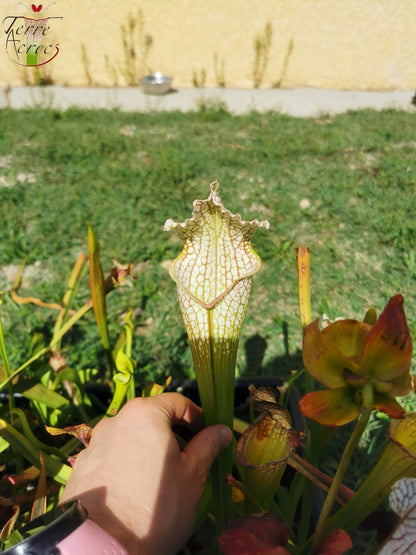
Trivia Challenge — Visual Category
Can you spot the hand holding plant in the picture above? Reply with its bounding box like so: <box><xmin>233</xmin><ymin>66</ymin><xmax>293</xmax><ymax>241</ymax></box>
<box><xmin>60</xmin><ymin>393</ymin><xmax>232</xmax><ymax>555</ymax></box>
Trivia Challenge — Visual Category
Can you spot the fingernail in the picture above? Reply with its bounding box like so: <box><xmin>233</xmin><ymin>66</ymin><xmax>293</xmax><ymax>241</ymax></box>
<box><xmin>220</xmin><ymin>426</ymin><xmax>233</xmax><ymax>448</ymax></box>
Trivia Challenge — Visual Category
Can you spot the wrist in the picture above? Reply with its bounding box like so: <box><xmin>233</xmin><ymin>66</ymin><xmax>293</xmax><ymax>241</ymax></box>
<box><xmin>2</xmin><ymin>500</ymin><xmax>131</xmax><ymax>555</ymax></box>
<box><xmin>62</xmin><ymin>491</ymin><xmax>149</xmax><ymax>554</ymax></box>
<box><xmin>56</xmin><ymin>517</ymin><xmax>129</xmax><ymax>554</ymax></box>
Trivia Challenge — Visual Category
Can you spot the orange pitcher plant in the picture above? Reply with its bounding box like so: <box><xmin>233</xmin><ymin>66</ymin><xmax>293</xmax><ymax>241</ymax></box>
<box><xmin>299</xmin><ymin>294</ymin><xmax>412</xmax><ymax>549</ymax></box>
<box><xmin>164</xmin><ymin>181</ymin><xmax>269</xmax><ymax>526</ymax></box>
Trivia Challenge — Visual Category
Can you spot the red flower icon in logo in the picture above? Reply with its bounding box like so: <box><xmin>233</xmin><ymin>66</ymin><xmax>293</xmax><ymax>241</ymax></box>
<box><xmin>32</xmin><ymin>4</ymin><xmax>43</xmax><ymax>12</ymax></box>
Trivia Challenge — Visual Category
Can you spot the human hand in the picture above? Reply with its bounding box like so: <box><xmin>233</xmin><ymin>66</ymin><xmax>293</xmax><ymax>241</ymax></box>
<box><xmin>60</xmin><ymin>393</ymin><xmax>232</xmax><ymax>554</ymax></box>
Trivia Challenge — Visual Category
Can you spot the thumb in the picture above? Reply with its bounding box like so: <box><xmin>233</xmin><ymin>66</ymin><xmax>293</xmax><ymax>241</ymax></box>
<box><xmin>184</xmin><ymin>425</ymin><xmax>232</xmax><ymax>476</ymax></box>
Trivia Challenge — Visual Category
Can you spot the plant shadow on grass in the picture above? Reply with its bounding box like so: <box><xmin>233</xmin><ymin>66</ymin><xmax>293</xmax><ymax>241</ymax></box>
<box><xmin>238</xmin><ymin>330</ymin><xmax>305</xmax><ymax>433</ymax></box>
<box><xmin>240</xmin><ymin>329</ymin><xmax>303</xmax><ymax>381</ymax></box>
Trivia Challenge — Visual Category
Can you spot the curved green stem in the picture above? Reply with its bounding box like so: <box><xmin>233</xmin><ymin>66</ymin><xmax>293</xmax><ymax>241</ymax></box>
<box><xmin>310</xmin><ymin>384</ymin><xmax>373</xmax><ymax>552</ymax></box>
<box><xmin>0</xmin><ymin>303</ymin><xmax>14</xmax><ymax>420</ymax></box>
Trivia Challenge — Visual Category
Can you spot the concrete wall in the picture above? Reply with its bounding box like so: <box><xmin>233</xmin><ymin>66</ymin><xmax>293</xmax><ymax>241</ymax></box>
<box><xmin>1</xmin><ymin>0</ymin><xmax>415</xmax><ymax>90</ymax></box>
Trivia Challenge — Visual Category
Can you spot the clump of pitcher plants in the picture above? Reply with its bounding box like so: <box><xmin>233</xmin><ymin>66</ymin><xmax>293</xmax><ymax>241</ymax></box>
<box><xmin>164</xmin><ymin>182</ymin><xmax>416</xmax><ymax>553</ymax></box>
<box><xmin>1</xmin><ymin>181</ymin><xmax>415</xmax><ymax>554</ymax></box>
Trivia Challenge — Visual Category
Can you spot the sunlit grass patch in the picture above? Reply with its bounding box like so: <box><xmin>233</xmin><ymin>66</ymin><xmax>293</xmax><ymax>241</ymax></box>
<box><xmin>1</xmin><ymin>107</ymin><xmax>416</xmax><ymax>403</ymax></box>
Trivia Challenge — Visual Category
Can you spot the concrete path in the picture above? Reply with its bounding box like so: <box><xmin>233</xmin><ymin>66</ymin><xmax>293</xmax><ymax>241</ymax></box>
<box><xmin>1</xmin><ymin>86</ymin><xmax>415</xmax><ymax>117</ymax></box>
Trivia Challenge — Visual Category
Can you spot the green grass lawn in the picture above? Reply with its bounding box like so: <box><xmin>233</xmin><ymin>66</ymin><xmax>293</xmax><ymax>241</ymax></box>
<box><xmin>1</xmin><ymin>106</ymin><xmax>416</xmax><ymax>409</ymax></box>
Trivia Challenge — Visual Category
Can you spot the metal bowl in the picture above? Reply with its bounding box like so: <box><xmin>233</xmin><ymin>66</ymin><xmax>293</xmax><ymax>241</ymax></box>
<box><xmin>141</xmin><ymin>72</ymin><xmax>172</xmax><ymax>95</ymax></box>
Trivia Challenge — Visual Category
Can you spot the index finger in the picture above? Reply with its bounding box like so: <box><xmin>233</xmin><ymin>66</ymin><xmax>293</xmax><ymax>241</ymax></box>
<box><xmin>126</xmin><ymin>393</ymin><xmax>205</xmax><ymax>432</ymax></box>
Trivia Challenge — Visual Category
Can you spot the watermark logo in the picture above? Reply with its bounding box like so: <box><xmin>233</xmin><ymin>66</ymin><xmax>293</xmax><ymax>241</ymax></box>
<box><xmin>3</xmin><ymin>3</ymin><xmax>62</xmax><ymax>66</ymax></box>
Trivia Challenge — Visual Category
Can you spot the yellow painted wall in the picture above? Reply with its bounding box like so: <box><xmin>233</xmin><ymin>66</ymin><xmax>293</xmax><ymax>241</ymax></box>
<box><xmin>1</xmin><ymin>0</ymin><xmax>415</xmax><ymax>90</ymax></box>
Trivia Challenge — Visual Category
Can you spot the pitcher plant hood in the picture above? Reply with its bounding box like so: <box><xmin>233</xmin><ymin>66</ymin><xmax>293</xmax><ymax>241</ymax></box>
<box><xmin>164</xmin><ymin>180</ymin><xmax>270</xmax><ymax>313</ymax></box>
